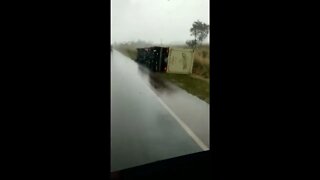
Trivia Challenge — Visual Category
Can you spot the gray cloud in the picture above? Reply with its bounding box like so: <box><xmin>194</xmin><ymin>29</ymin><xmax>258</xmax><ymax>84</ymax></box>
<box><xmin>111</xmin><ymin>0</ymin><xmax>209</xmax><ymax>44</ymax></box>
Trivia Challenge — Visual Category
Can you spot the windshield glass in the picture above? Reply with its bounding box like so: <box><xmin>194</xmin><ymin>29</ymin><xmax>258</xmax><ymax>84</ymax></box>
<box><xmin>111</xmin><ymin>0</ymin><xmax>210</xmax><ymax>172</ymax></box>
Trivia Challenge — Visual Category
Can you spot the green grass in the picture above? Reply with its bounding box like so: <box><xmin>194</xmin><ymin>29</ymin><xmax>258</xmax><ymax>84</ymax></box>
<box><xmin>157</xmin><ymin>73</ymin><xmax>210</xmax><ymax>104</ymax></box>
<box><xmin>125</xmin><ymin>48</ymin><xmax>137</xmax><ymax>60</ymax></box>
<box><xmin>192</xmin><ymin>60</ymin><xmax>210</xmax><ymax>79</ymax></box>
<box><xmin>114</xmin><ymin>46</ymin><xmax>137</xmax><ymax>60</ymax></box>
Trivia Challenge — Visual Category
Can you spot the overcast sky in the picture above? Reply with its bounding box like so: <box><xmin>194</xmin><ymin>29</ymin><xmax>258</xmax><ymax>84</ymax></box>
<box><xmin>111</xmin><ymin>0</ymin><xmax>209</xmax><ymax>44</ymax></box>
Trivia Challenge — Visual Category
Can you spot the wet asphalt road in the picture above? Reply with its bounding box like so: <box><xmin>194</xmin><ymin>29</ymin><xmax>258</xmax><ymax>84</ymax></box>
<box><xmin>111</xmin><ymin>50</ymin><xmax>209</xmax><ymax>172</ymax></box>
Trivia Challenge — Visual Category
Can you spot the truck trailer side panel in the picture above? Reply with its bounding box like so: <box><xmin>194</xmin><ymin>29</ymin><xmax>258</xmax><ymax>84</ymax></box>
<box><xmin>167</xmin><ymin>48</ymin><xmax>194</xmax><ymax>74</ymax></box>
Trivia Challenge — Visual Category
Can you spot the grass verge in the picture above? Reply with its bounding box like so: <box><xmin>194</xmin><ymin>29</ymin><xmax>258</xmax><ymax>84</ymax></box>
<box><xmin>114</xmin><ymin>46</ymin><xmax>137</xmax><ymax>60</ymax></box>
<box><xmin>157</xmin><ymin>73</ymin><xmax>209</xmax><ymax>104</ymax></box>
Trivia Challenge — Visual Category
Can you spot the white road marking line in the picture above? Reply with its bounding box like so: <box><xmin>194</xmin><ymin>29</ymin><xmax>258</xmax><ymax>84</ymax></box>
<box><xmin>141</xmin><ymin>80</ymin><xmax>209</xmax><ymax>151</ymax></box>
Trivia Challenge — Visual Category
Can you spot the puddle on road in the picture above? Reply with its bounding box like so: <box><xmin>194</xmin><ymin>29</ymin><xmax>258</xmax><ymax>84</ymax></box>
<box><xmin>137</xmin><ymin>64</ymin><xmax>176</xmax><ymax>95</ymax></box>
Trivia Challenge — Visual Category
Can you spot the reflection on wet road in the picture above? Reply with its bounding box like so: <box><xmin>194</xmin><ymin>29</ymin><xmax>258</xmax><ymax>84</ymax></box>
<box><xmin>137</xmin><ymin>65</ymin><xmax>175</xmax><ymax>95</ymax></box>
<box><xmin>111</xmin><ymin>50</ymin><xmax>209</xmax><ymax>172</ymax></box>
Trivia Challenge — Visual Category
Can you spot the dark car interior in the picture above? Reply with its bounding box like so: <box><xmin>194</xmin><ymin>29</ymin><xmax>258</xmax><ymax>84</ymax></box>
<box><xmin>111</xmin><ymin>151</ymin><xmax>212</xmax><ymax>180</ymax></box>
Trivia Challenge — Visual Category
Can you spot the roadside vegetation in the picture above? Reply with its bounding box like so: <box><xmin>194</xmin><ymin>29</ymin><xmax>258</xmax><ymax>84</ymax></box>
<box><xmin>115</xmin><ymin>45</ymin><xmax>137</xmax><ymax>60</ymax></box>
<box><xmin>157</xmin><ymin>73</ymin><xmax>209</xmax><ymax>103</ymax></box>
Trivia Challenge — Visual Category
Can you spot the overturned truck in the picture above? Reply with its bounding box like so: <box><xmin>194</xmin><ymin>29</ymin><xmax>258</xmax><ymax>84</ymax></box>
<box><xmin>136</xmin><ymin>46</ymin><xmax>194</xmax><ymax>74</ymax></box>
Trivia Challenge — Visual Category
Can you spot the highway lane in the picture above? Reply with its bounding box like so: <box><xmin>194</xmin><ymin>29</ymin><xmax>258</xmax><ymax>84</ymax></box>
<box><xmin>111</xmin><ymin>49</ymin><xmax>208</xmax><ymax>172</ymax></box>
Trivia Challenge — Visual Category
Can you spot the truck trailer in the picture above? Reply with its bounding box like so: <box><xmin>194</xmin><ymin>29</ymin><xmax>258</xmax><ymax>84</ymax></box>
<box><xmin>136</xmin><ymin>46</ymin><xmax>194</xmax><ymax>74</ymax></box>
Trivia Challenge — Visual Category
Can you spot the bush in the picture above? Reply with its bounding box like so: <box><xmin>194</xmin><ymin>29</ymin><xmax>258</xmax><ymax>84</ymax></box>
<box><xmin>202</xmin><ymin>51</ymin><xmax>208</xmax><ymax>58</ymax></box>
<box><xmin>193</xmin><ymin>55</ymin><xmax>210</xmax><ymax>79</ymax></box>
